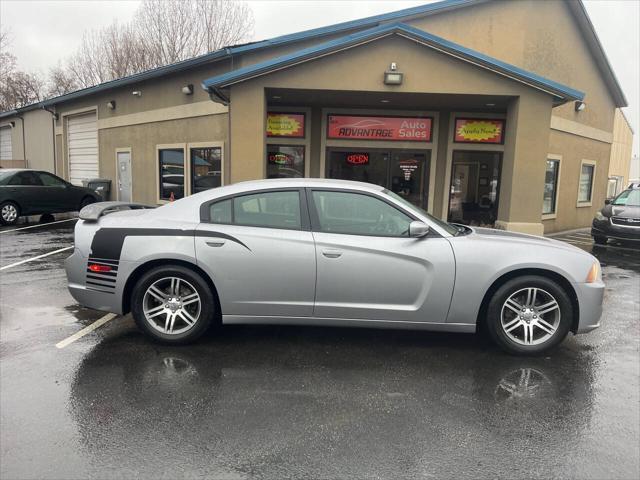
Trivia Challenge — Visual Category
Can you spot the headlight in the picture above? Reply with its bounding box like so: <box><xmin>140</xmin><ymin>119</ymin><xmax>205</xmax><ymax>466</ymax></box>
<box><xmin>586</xmin><ymin>261</ymin><xmax>601</xmax><ymax>283</ymax></box>
<box><xmin>594</xmin><ymin>211</ymin><xmax>606</xmax><ymax>221</ymax></box>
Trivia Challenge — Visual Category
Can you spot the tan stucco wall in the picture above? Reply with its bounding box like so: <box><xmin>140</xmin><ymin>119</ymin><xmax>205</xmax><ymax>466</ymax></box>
<box><xmin>98</xmin><ymin>114</ymin><xmax>228</xmax><ymax>205</ymax></box>
<box><xmin>408</xmin><ymin>0</ymin><xmax>617</xmax><ymax>132</ymax></box>
<box><xmin>608</xmin><ymin>109</ymin><xmax>633</xmax><ymax>183</ymax></box>
<box><xmin>23</xmin><ymin>109</ymin><xmax>55</xmax><ymax>172</ymax></box>
<box><xmin>543</xmin><ymin>130</ymin><xmax>611</xmax><ymax>233</ymax></box>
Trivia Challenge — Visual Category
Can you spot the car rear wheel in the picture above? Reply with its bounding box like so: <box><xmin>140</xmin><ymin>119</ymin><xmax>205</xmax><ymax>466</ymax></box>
<box><xmin>486</xmin><ymin>275</ymin><xmax>573</xmax><ymax>355</ymax></box>
<box><xmin>593</xmin><ymin>235</ymin><xmax>607</xmax><ymax>245</ymax></box>
<box><xmin>131</xmin><ymin>265</ymin><xmax>215</xmax><ymax>344</ymax></box>
<box><xmin>0</xmin><ymin>201</ymin><xmax>20</xmax><ymax>225</ymax></box>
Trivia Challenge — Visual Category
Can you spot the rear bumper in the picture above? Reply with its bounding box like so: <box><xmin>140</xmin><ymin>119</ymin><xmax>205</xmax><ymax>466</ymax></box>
<box><xmin>573</xmin><ymin>280</ymin><xmax>605</xmax><ymax>334</ymax></box>
<box><xmin>65</xmin><ymin>248</ymin><xmax>124</xmax><ymax>314</ymax></box>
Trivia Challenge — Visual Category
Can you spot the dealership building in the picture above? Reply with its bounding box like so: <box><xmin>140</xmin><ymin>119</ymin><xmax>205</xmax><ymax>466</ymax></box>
<box><xmin>0</xmin><ymin>0</ymin><xmax>633</xmax><ymax>234</ymax></box>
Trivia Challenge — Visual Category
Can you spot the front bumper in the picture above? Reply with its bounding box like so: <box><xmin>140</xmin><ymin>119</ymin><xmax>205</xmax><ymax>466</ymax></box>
<box><xmin>573</xmin><ymin>280</ymin><xmax>605</xmax><ymax>334</ymax></box>
<box><xmin>592</xmin><ymin>219</ymin><xmax>640</xmax><ymax>242</ymax></box>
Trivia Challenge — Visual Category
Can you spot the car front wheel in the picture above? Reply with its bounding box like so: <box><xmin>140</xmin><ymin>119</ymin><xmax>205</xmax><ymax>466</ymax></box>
<box><xmin>131</xmin><ymin>265</ymin><xmax>215</xmax><ymax>344</ymax></box>
<box><xmin>0</xmin><ymin>201</ymin><xmax>20</xmax><ymax>225</ymax></box>
<box><xmin>486</xmin><ymin>275</ymin><xmax>573</xmax><ymax>355</ymax></box>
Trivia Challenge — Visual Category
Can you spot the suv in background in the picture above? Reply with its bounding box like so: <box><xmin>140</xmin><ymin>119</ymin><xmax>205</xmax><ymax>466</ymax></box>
<box><xmin>591</xmin><ymin>184</ymin><xmax>640</xmax><ymax>245</ymax></box>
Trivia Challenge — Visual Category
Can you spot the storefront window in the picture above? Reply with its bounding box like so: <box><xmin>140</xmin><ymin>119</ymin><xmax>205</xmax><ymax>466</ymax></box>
<box><xmin>578</xmin><ymin>163</ymin><xmax>595</xmax><ymax>203</ymax></box>
<box><xmin>266</xmin><ymin>145</ymin><xmax>305</xmax><ymax>178</ymax></box>
<box><xmin>448</xmin><ymin>151</ymin><xmax>501</xmax><ymax>227</ymax></box>
<box><xmin>543</xmin><ymin>159</ymin><xmax>560</xmax><ymax>214</ymax></box>
<box><xmin>191</xmin><ymin>146</ymin><xmax>222</xmax><ymax>194</ymax></box>
<box><xmin>158</xmin><ymin>148</ymin><xmax>184</xmax><ymax>200</ymax></box>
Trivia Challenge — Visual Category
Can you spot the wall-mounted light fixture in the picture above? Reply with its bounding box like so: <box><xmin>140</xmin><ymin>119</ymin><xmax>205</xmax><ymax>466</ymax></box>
<box><xmin>106</xmin><ymin>100</ymin><xmax>116</xmax><ymax>110</ymax></box>
<box><xmin>575</xmin><ymin>100</ymin><xmax>586</xmax><ymax>112</ymax></box>
<box><xmin>9</xmin><ymin>121</ymin><xmax>15</xmax><ymax>128</ymax></box>
<box><xmin>132</xmin><ymin>91</ymin><xmax>142</xmax><ymax>97</ymax></box>
<box><xmin>181</xmin><ymin>84</ymin><xmax>194</xmax><ymax>95</ymax></box>
<box><xmin>384</xmin><ymin>62</ymin><xmax>403</xmax><ymax>85</ymax></box>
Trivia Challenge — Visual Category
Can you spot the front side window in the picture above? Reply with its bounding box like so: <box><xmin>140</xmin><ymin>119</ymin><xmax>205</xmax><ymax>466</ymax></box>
<box><xmin>233</xmin><ymin>191</ymin><xmax>301</xmax><ymax>229</ymax></box>
<box><xmin>38</xmin><ymin>172</ymin><xmax>66</xmax><ymax>186</ymax></box>
<box><xmin>266</xmin><ymin>145</ymin><xmax>305</xmax><ymax>178</ymax></box>
<box><xmin>542</xmin><ymin>160</ymin><xmax>559</xmax><ymax>214</ymax></box>
<box><xmin>578</xmin><ymin>163</ymin><xmax>595</xmax><ymax>203</ymax></box>
<box><xmin>191</xmin><ymin>146</ymin><xmax>222</xmax><ymax>194</ymax></box>
<box><xmin>312</xmin><ymin>190</ymin><xmax>412</xmax><ymax>237</ymax></box>
<box><xmin>159</xmin><ymin>148</ymin><xmax>185</xmax><ymax>200</ymax></box>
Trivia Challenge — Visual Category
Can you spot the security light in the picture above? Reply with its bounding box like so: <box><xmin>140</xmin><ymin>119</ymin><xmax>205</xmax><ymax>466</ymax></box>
<box><xmin>107</xmin><ymin>100</ymin><xmax>116</xmax><ymax>110</ymax></box>
<box><xmin>181</xmin><ymin>84</ymin><xmax>194</xmax><ymax>95</ymax></box>
<box><xmin>384</xmin><ymin>62</ymin><xmax>403</xmax><ymax>85</ymax></box>
<box><xmin>132</xmin><ymin>91</ymin><xmax>142</xmax><ymax>97</ymax></box>
<box><xmin>575</xmin><ymin>101</ymin><xmax>586</xmax><ymax>112</ymax></box>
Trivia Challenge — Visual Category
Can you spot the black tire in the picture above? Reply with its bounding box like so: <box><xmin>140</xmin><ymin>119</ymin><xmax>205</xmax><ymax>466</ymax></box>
<box><xmin>0</xmin><ymin>201</ymin><xmax>20</xmax><ymax>225</ymax></box>
<box><xmin>593</xmin><ymin>235</ymin><xmax>607</xmax><ymax>245</ymax></box>
<box><xmin>485</xmin><ymin>275</ymin><xmax>573</xmax><ymax>356</ymax></box>
<box><xmin>80</xmin><ymin>196</ymin><xmax>96</xmax><ymax>210</ymax></box>
<box><xmin>131</xmin><ymin>265</ymin><xmax>215</xmax><ymax>344</ymax></box>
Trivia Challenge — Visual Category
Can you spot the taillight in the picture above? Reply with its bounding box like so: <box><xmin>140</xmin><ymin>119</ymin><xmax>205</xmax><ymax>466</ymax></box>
<box><xmin>89</xmin><ymin>264</ymin><xmax>112</xmax><ymax>273</ymax></box>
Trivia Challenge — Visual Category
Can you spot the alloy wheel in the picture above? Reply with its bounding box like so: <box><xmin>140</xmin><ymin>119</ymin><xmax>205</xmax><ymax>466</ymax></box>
<box><xmin>500</xmin><ymin>287</ymin><xmax>561</xmax><ymax>346</ymax></box>
<box><xmin>1</xmin><ymin>204</ymin><xmax>18</xmax><ymax>223</ymax></box>
<box><xmin>142</xmin><ymin>277</ymin><xmax>201</xmax><ymax>335</ymax></box>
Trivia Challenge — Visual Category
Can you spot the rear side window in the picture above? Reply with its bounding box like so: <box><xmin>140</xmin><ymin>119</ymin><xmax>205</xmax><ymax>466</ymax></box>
<box><xmin>206</xmin><ymin>191</ymin><xmax>302</xmax><ymax>230</ymax></box>
<box><xmin>209</xmin><ymin>199</ymin><xmax>232</xmax><ymax>223</ymax></box>
<box><xmin>234</xmin><ymin>191</ymin><xmax>301</xmax><ymax>229</ymax></box>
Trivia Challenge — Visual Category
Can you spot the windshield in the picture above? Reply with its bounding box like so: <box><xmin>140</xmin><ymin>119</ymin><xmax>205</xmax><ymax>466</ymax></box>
<box><xmin>384</xmin><ymin>189</ymin><xmax>460</xmax><ymax>236</ymax></box>
<box><xmin>612</xmin><ymin>189</ymin><xmax>640</xmax><ymax>206</ymax></box>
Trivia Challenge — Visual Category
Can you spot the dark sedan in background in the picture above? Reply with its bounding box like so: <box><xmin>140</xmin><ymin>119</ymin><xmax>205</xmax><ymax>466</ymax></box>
<box><xmin>591</xmin><ymin>184</ymin><xmax>640</xmax><ymax>245</ymax></box>
<box><xmin>0</xmin><ymin>169</ymin><xmax>101</xmax><ymax>225</ymax></box>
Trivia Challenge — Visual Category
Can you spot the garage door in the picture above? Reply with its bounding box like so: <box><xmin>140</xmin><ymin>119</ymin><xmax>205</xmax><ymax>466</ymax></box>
<box><xmin>0</xmin><ymin>126</ymin><xmax>11</xmax><ymax>161</ymax></box>
<box><xmin>67</xmin><ymin>112</ymin><xmax>98</xmax><ymax>185</ymax></box>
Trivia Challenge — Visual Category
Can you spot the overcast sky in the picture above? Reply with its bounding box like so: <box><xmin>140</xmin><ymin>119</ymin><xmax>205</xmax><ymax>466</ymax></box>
<box><xmin>1</xmin><ymin>0</ymin><xmax>638</xmax><ymax>156</ymax></box>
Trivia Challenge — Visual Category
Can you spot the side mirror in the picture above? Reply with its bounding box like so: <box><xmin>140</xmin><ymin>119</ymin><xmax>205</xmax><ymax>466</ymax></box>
<box><xmin>604</xmin><ymin>198</ymin><xmax>611</xmax><ymax>205</ymax></box>
<box><xmin>409</xmin><ymin>221</ymin><xmax>430</xmax><ymax>238</ymax></box>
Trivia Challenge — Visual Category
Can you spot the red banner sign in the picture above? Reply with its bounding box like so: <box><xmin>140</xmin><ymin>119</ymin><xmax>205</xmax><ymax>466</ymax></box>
<box><xmin>328</xmin><ymin>115</ymin><xmax>432</xmax><ymax>142</ymax></box>
<box><xmin>454</xmin><ymin>118</ymin><xmax>505</xmax><ymax>144</ymax></box>
<box><xmin>346</xmin><ymin>153</ymin><xmax>369</xmax><ymax>165</ymax></box>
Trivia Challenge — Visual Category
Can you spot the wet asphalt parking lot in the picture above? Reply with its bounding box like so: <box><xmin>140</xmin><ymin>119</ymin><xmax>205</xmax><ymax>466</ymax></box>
<box><xmin>0</xmin><ymin>219</ymin><xmax>639</xmax><ymax>479</ymax></box>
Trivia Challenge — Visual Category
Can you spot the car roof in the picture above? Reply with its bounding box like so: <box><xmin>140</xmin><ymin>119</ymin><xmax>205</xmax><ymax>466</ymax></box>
<box><xmin>231</xmin><ymin>178</ymin><xmax>386</xmax><ymax>192</ymax></box>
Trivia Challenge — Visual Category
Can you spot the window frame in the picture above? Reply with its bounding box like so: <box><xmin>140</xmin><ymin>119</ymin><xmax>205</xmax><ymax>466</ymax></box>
<box><xmin>266</xmin><ymin>144</ymin><xmax>306</xmax><ymax>179</ymax></box>
<box><xmin>200</xmin><ymin>187</ymin><xmax>311</xmax><ymax>231</ymax></box>
<box><xmin>188</xmin><ymin>141</ymin><xmax>224</xmax><ymax>195</ymax></box>
<box><xmin>305</xmin><ymin>187</ymin><xmax>421</xmax><ymax>238</ymax></box>
<box><xmin>156</xmin><ymin>144</ymin><xmax>186</xmax><ymax>203</ymax></box>
<box><xmin>542</xmin><ymin>154</ymin><xmax>562</xmax><ymax>220</ymax></box>
<box><xmin>577</xmin><ymin>159</ymin><xmax>596</xmax><ymax>207</ymax></box>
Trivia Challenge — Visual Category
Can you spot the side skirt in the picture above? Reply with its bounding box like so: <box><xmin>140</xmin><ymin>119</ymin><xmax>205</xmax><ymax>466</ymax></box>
<box><xmin>222</xmin><ymin>315</ymin><xmax>476</xmax><ymax>333</ymax></box>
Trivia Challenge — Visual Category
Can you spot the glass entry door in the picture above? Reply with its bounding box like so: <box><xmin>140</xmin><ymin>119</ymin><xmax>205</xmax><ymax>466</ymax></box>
<box><xmin>326</xmin><ymin>148</ymin><xmax>430</xmax><ymax>208</ymax></box>
<box><xmin>448</xmin><ymin>151</ymin><xmax>502</xmax><ymax>226</ymax></box>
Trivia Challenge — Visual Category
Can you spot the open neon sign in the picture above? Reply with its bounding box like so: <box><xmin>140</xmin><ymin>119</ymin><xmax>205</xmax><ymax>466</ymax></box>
<box><xmin>346</xmin><ymin>153</ymin><xmax>369</xmax><ymax>165</ymax></box>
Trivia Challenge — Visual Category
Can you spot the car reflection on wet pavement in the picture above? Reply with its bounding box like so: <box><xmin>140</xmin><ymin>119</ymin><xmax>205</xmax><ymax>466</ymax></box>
<box><xmin>1</xmin><ymin>223</ymin><xmax>638</xmax><ymax>479</ymax></box>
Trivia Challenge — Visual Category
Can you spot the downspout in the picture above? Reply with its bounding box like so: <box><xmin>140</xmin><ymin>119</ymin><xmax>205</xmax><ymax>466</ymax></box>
<box><xmin>16</xmin><ymin>116</ymin><xmax>26</xmax><ymax>168</ymax></box>
<box><xmin>42</xmin><ymin>105</ymin><xmax>58</xmax><ymax>175</ymax></box>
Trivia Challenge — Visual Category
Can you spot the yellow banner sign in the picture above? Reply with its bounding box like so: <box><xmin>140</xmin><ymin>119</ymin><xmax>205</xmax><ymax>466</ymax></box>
<box><xmin>266</xmin><ymin>113</ymin><xmax>305</xmax><ymax>138</ymax></box>
<box><xmin>454</xmin><ymin>118</ymin><xmax>505</xmax><ymax>144</ymax></box>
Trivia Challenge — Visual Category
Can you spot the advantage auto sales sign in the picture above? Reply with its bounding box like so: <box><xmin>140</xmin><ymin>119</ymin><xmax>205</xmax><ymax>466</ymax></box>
<box><xmin>328</xmin><ymin>115</ymin><xmax>432</xmax><ymax>142</ymax></box>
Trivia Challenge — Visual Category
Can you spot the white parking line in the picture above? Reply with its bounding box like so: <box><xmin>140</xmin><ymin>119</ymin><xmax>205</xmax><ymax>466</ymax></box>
<box><xmin>0</xmin><ymin>218</ymin><xmax>76</xmax><ymax>234</ymax></box>
<box><xmin>56</xmin><ymin>313</ymin><xmax>119</xmax><ymax>349</ymax></box>
<box><xmin>0</xmin><ymin>246</ymin><xmax>73</xmax><ymax>271</ymax></box>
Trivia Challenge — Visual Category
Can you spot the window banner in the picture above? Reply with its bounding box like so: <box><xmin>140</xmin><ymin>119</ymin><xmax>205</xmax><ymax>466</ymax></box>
<box><xmin>327</xmin><ymin>115</ymin><xmax>432</xmax><ymax>142</ymax></box>
<box><xmin>454</xmin><ymin>118</ymin><xmax>505</xmax><ymax>144</ymax></box>
<box><xmin>266</xmin><ymin>113</ymin><xmax>305</xmax><ymax>138</ymax></box>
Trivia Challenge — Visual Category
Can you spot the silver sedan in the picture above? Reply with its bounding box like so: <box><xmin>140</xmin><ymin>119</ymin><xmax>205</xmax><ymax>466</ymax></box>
<box><xmin>65</xmin><ymin>179</ymin><xmax>604</xmax><ymax>355</ymax></box>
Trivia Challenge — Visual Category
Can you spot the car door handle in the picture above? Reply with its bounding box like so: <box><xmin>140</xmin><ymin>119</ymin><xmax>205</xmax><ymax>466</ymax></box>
<box><xmin>322</xmin><ymin>249</ymin><xmax>343</xmax><ymax>259</ymax></box>
<box><xmin>206</xmin><ymin>240</ymin><xmax>226</xmax><ymax>248</ymax></box>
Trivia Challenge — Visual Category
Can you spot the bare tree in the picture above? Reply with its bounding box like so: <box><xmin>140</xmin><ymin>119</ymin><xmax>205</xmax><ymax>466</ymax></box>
<box><xmin>47</xmin><ymin>64</ymin><xmax>80</xmax><ymax>97</ymax></box>
<box><xmin>65</xmin><ymin>0</ymin><xmax>254</xmax><ymax>89</ymax></box>
<box><xmin>0</xmin><ymin>27</ymin><xmax>45</xmax><ymax>110</ymax></box>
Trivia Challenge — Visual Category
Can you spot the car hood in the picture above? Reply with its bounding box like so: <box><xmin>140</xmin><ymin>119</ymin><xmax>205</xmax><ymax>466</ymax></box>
<box><xmin>467</xmin><ymin>226</ymin><xmax>586</xmax><ymax>254</ymax></box>
<box><xmin>602</xmin><ymin>204</ymin><xmax>640</xmax><ymax>218</ymax></box>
